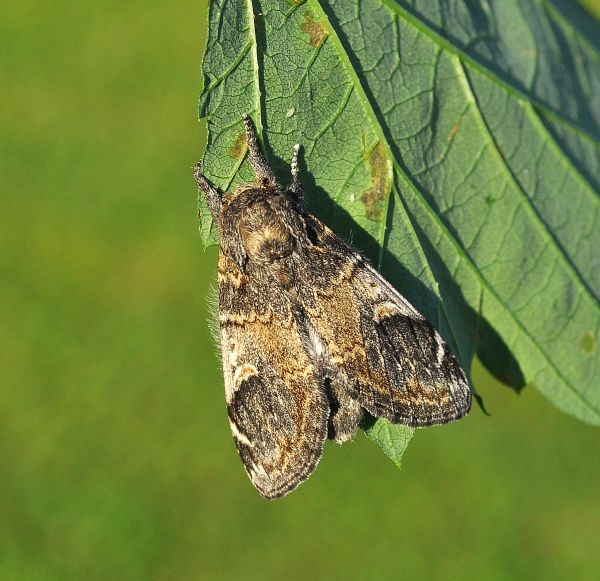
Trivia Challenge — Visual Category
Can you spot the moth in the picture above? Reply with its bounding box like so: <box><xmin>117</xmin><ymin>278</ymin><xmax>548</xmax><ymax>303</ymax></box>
<box><xmin>195</xmin><ymin>114</ymin><xmax>471</xmax><ymax>499</ymax></box>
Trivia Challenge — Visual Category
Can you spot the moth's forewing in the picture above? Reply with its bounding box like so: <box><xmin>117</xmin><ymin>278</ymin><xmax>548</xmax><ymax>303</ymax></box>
<box><xmin>218</xmin><ymin>246</ymin><xmax>328</xmax><ymax>499</ymax></box>
<box><xmin>294</xmin><ymin>214</ymin><xmax>471</xmax><ymax>428</ymax></box>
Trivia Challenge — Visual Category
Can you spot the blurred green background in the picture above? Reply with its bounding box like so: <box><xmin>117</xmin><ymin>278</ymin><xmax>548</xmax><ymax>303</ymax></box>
<box><xmin>2</xmin><ymin>1</ymin><xmax>600</xmax><ymax>579</ymax></box>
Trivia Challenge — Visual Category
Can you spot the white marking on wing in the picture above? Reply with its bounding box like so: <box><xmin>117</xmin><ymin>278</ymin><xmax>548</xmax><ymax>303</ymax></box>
<box><xmin>234</xmin><ymin>363</ymin><xmax>258</xmax><ymax>385</ymax></box>
<box><xmin>435</xmin><ymin>333</ymin><xmax>445</xmax><ymax>366</ymax></box>
<box><xmin>229</xmin><ymin>419</ymin><xmax>253</xmax><ymax>447</ymax></box>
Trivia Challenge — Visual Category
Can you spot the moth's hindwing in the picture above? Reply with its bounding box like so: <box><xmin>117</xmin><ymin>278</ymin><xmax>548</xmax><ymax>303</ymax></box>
<box><xmin>298</xmin><ymin>215</ymin><xmax>472</xmax><ymax>428</ymax></box>
<box><xmin>219</xmin><ymin>254</ymin><xmax>329</xmax><ymax>499</ymax></box>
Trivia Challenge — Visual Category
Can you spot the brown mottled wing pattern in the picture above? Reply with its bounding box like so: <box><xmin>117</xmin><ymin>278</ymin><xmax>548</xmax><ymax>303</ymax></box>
<box><xmin>218</xmin><ymin>253</ymin><xmax>329</xmax><ymax>499</ymax></box>
<box><xmin>298</xmin><ymin>214</ymin><xmax>471</xmax><ymax>429</ymax></box>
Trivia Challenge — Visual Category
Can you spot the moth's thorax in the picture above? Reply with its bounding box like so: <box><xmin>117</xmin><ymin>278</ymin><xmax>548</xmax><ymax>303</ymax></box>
<box><xmin>223</xmin><ymin>186</ymin><xmax>295</xmax><ymax>263</ymax></box>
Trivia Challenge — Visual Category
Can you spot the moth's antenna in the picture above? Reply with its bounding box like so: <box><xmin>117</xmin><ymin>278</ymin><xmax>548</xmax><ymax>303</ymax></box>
<box><xmin>194</xmin><ymin>162</ymin><xmax>223</xmax><ymax>221</ymax></box>
<box><xmin>242</xmin><ymin>113</ymin><xmax>279</xmax><ymax>187</ymax></box>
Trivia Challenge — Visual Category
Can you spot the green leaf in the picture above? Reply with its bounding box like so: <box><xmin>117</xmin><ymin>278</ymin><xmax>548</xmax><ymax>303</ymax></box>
<box><xmin>363</xmin><ymin>416</ymin><xmax>414</xmax><ymax>469</ymax></box>
<box><xmin>197</xmin><ymin>0</ymin><xmax>600</xmax><ymax>464</ymax></box>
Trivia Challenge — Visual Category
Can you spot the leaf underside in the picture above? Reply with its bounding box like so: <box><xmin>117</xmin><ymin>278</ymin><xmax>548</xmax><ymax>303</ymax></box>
<box><xmin>198</xmin><ymin>0</ymin><xmax>600</xmax><ymax>465</ymax></box>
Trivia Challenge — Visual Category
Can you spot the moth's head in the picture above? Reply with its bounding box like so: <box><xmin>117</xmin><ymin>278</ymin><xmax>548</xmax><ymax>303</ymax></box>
<box><xmin>221</xmin><ymin>185</ymin><xmax>296</xmax><ymax>263</ymax></box>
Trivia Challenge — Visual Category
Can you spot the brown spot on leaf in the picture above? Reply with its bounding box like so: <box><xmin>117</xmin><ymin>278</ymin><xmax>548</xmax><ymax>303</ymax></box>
<box><xmin>579</xmin><ymin>330</ymin><xmax>596</xmax><ymax>355</ymax></box>
<box><xmin>228</xmin><ymin>132</ymin><xmax>247</xmax><ymax>159</ymax></box>
<box><xmin>360</xmin><ymin>143</ymin><xmax>392</xmax><ymax>222</ymax></box>
<box><xmin>301</xmin><ymin>11</ymin><xmax>327</xmax><ymax>48</ymax></box>
<box><xmin>449</xmin><ymin>117</ymin><xmax>463</xmax><ymax>141</ymax></box>
<box><xmin>288</xmin><ymin>0</ymin><xmax>306</xmax><ymax>6</ymax></box>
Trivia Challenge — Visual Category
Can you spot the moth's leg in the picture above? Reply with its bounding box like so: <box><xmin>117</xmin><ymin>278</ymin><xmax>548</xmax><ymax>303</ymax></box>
<box><xmin>242</xmin><ymin>113</ymin><xmax>279</xmax><ymax>186</ymax></box>
<box><xmin>287</xmin><ymin>143</ymin><xmax>304</xmax><ymax>203</ymax></box>
<box><xmin>194</xmin><ymin>162</ymin><xmax>223</xmax><ymax>221</ymax></box>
